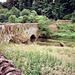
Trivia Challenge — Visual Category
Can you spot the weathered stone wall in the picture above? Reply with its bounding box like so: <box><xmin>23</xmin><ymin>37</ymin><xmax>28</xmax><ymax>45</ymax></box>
<box><xmin>0</xmin><ymin>23</ymin><xmax>38</xmax><ymax>43</ymax></box>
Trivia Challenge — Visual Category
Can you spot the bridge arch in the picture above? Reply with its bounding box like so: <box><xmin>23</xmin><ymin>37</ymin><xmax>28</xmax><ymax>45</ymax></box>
<box><xmin>30</xmin><ymin>34</ymin><xmax>36</xmax><ymax>42</ymax></box>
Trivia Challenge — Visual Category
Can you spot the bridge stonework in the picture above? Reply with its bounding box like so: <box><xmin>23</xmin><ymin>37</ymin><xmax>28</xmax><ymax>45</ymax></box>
<box><xmin>0</xmin><ymin>23</ymin><xmax>38</xmax><ymax>44</ymax></box>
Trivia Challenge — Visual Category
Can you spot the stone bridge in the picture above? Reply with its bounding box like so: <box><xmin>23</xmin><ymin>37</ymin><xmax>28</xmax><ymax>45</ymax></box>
<box><xmin>0</xmin><ymin>23</ymin><xmax>38</xmax><ymax>44</ymax></box>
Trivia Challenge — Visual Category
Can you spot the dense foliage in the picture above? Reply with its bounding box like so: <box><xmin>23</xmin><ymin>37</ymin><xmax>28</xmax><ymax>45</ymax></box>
<box><xmin>51</xmin><ymin>20</ymin><xmax>75</xmax><ymax>39</ymax></box>
<box><xmin>0</xmin><ymin>6</ymin><xmax>51</xmax><ymax>37</ymax></box>
<box><xmin>9</xmin><ymin>15</ymin><xmax>16</xmax><ymax>23</ymax></box>
<box><xmin>0</xmin><ymin>0</ymin><xmax>75</xmax><ymax>38</ymax></box>
<box><xmin>0</xmin><ymin>0</ymin><xmax>74</xmax><ymax>20</ymax></box>
<box><xmin>0</xmin><ymin>14</ymin><xmax>6</xmax><ymax>22</ymax></box>
<box><xmin>71</xmin><ymin>10</ymin><xmax>75</xmax><ymax>23</ymax></box>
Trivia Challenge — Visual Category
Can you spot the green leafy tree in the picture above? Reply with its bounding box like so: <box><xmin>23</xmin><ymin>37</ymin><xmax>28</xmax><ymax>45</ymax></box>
<box><xmin>38</xmin><ymin>19</ymin><xmax>50</xmax><ymax>37</ymax></box>
<box><xmin>63</xmin><ymin>14</ymin><xmax>71</xmax><ymax>20</ymax></box>
<box><xmin>0</xmin><ymin>14</ymin><xmax>6</xmax><ymax>22</ymax></box>
<box><xmin>71</xmin><ymin>10</ymin><xmax>75</xmax><ymax>23</ymax></box>
<box><xmin>1</xmin><ymin>0</ymin><xmax>75</xmax><ymax>21</ymax></box>
<box><xmin>0</xmin><ymin>9</ymin><xmax>8</xmax><ymax>14</ymax></box>
<box><xmin>31</xmin><ymin>10</ymin><xmax>37</xmax><ymax>16</ymax></box>
<box><xmin>21</xmin><ymin>9</ymin><xmax>30</xmax><ymax>16</ymax></box>
<box><xmin>22</xmin><ymin>15</ymin><xmax>28</xmax><ymax>23</ymax></box>
<box><xmin>6</xmin><ymin>11</ymin><xmax>12</xmax><ymax>20</ymax></box>
<box><xmin>8</xmin><ymin>15</ymin><xmax>16</xmax><ymax>23</ymax></box>
<box><xmin>15</xmin><ymin>16</ymin><xmax>23</xmax><ymax>23</ymax></box>
<box><xmin>10</xmin><ymin>7</ymin><xmax>20</xmax><ymax>17</ymax></box>
<box><xmin>27</xmin><ymin>14</ymin><xmax>35</xmax><ymax>23</ymax></box>
<box><xmin>6</xmin><ymin>0</ymin><xmax>34</xmax><ymax>10</ymax></box>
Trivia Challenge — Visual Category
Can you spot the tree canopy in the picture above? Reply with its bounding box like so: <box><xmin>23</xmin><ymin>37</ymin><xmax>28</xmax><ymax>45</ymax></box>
<box><xmin>0</xmin><ymin>0</ymin><xmax>75</xmax><ymax>20</ymax></box>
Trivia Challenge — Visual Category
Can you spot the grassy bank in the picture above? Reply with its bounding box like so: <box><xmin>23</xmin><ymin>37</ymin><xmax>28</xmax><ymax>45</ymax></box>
<box><xmin>0</xmin><ymin>43</ymin><xmax>75</xmax><ymax>75</ymax></box>
<box><xmin>37</xmin><ymin>38</ymin><xmax>75</xmax><ymax>47</ymax></box>
<box><xmin>51</xmin><ymin>22</ymin><xmax>75</xmax><ymax>39</ymax></box>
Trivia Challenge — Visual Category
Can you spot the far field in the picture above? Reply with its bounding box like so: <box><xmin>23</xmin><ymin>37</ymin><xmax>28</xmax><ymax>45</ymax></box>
<box><xmin>0</xmin><ymin>42</ymin><xmax>75</xmax><ymax>75</ymax></box>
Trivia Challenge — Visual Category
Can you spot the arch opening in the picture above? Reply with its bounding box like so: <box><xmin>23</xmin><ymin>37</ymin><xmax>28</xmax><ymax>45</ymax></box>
<box><xmin>30</xmin><ymin>35</ymin><xmax>36</xmax><ymax>42</ymax></box>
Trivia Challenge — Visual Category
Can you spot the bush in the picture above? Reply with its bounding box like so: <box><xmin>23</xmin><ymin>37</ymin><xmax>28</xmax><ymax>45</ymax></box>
<box><xmin>15</xmin><ymin>15</ymin><xmax>28</xmax><ymax>23</ymax></box>
<box><xmin>15</xmin><ymin>16</ymin><xmax>23</xmax><ymax>23</ymax></box>
<box><xmin>21</xmin><ymin>9</ymin><xmax>30</xmax><ymax>16</ymax></box>
<box><xmin>10</xmin><ymin>7</ymin><xmax>20</xmax><ymax>17</ymax></box>
<box><xmin>31</xmin><ymin>10</ymin><xmax>37</xmax><ymax>16</ymax></box>
<box><xmin>0</xmin><ymin>9</ymin><xmax>8</xmax><ymax>14</ymax></box>
<box><xmin>56</xmin><ymin>20</ymin><xmax>62</xmax><ymax>24</ymax></box>
<box><xmin>71</xmin><ymin>10</ymin><xmax>75</xmax><ymax>23</ymax></box>
<box><xmin>52</xmin><ymin>21</ymin><xmax>75</xmax><ymax>39</ymax></box>
<box><xmin>38</xmin><ymin>20</ymin><xmax>50</xmax><ymax>37</ymax></box>
<box><xmin>0</xmin><ymin>5</ymin><xmax>3</xmax><ymax>9</ymax></box>
<box><xmin>27</xmin><ymin>14</ymin><xmax>35</xmax><ymax>23</ymax></box>
<box><xmin>35</xmin><ymin>15</ymin><xmax>49</xmax><ymax>22</ymax></box>
<box><xmin>8</xmin><ymin>15</ymin><xmax>16</xmax><ymax>23</ymax></box>
<box><xmin>22</xmin><ymin>15</ymin><xmax>28</xmax><ymax>23</ymax></box>
<box><xmin>6</xmin><ymin>11</ymin><xmax>12</xmax><ymax>20</ymax></box>
<box><xmin>57</xmin><ymin>22</ymin><xmax>75</xmax><ymax>33</ymax></box>
<box><xmin>27</xmin><ymin>12</ymin><xmax>42</xmax><ymax>23</ymax></box>
<box><xmin>0</xmin><ymin>14</ymin><xmax>6</xmax><ymax>22</ymax></box>
<box><xmin>63</xmin><ymin>14</ymin><xmax>71</xmax><ymax>20</ymax></box>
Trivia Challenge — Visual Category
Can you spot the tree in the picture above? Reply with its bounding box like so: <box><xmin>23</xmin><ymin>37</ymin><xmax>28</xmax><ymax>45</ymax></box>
<box><xmin>21</xmin><ymin>9</ymin><xmax>30</xmax><ymax>16</ymax></box>
<box><xmin>0</xmin><ymin>14</ymin><xmax>6</xmax><ymax>22</ymax></box>
<box><xmin>8</xmin><ymin>15</ymin><xmax>16</xmax><ymax>23</ymax></box>
<box><xmin>1</xmin><ymin>0</ymin><xmax>75</xmax><ymax>20</ymax></box>
<box><xmin>71</xmin><ymin>10</ymin><xmax>75</xmax><ymax>23</ymax></box>
<box><xmin>6</xmin><ymin>0</ymin><xmax>34</xmax><ymax>10</ymax></box>
<box><xmin>0</xmin><ymin>8</ymin><xmax>8</xmax><ymax>14</ymax></box>
<box><xmin>10</xmin><ymin>7</ymin><xmax>20</xmax><ymax>17</ymax></box>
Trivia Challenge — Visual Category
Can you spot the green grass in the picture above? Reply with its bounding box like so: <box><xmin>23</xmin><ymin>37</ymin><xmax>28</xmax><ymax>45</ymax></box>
<box><xmin>0</xmin><ymin>43</ymin><xmax>75</xmax><ymax>75</ymax></box>
<box><xmin>37</xmin><ymin>38</ymin><xmax>75</xmax><ymax>47</ymax></box>
<box><xmin>51</xmin><ymin>33</ymin><xmax>75</xmax><ymax>39</ymax></box>
<box><xmin>51</xmin><ymin>22</ymin><xmax>75</xmax><ymax>39</ymax></box>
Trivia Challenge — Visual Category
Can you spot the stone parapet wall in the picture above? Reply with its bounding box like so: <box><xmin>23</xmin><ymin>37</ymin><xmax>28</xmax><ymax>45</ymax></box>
<box><xmin>0</xmin><ymin>23</ymin><xmax>38</xmax><ymax>43</ymax></box>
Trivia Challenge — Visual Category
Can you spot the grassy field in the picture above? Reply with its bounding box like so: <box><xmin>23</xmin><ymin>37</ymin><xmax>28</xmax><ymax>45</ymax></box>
<box><xmin>37</xmin><ymin>38</ymin><xmax>75</xmax><ymax>47</ymax></box>
<box><xmin>0</xmin><ymin>43</ymin><xmax>75</xmax><ymax>75</ymax></box>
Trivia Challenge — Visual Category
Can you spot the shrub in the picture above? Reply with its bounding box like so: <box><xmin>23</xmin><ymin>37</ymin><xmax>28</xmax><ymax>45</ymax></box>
<box><xmin>22</xmin><ymin>15</ymin><xmax>28</xmax><ymax>23</ymax></box>
<box><xmin>6</xmin><ymin>11</ymin><xmax>12</xmax><ymax>20</ymax></box>
<box><xmin>10</xmin><ymin>7</ymin><xmax>20</xmax><ymax>17</ymax></box>
<box><xmin>8</xmin><ymin>15</ymin><xmax>16</xmax><ymax>23</ymax></box>
<box><xmin>71</xmin><ymin>10</ymin><xmax>75</xmax><ymax>23</ymax></box>
<box><xmin>0</xmin><ymin>14</ymin><xmax>6</xmax><ymax>22</ymax></box>
<box><xmin>57</xmin><ymin>22</ymin><xmax>75</xmax><ymax>33</ymax></box>
<box><xmin>52</xmin><ymin>21</ymin><xmax>75</xmax><ymax>39</ymax></box>
<box><xmin>35</xmin><ymin>15</ymin><xmax>49</xmax><ymax>22</ymax></box>
<box><xmin>15</xmin><ymin>16</ymin><xmax>23</xmax><ymax>23</ymax></box>
<box><xmin>0</xmin><ymin>5</ymin><xmax>3</xmax><ymax>9</ymax></box>
<box><xmin>38</xmin><ymin>20</ymin><xmax>50</xmax><ymax>37</ymax></box>
<box><xmin>31</xmin><ymin>10</ymin><xmax>37</xmax><ymax>16</ymax></box>
<box><xmin>27</xmin><ymin>14</ymin><xmax>35</xmax><ymax>23</ymax></box>
<box><xmin>63</xmin><ymin>14</ymin><xmax>71</xmax><ymax>20</ymax></box>
<box><xmin>27</xmin><ymin>12</ymin><xmax>42</xmax><ymax>23</ymax></box>
<box><xmin>15</xmin><ymin>15</ymin><xmax>28</xmax><ymax>23</ymax></box>
<box><xmin>0</xmin><ymin>9</ymin><xmax>8</xmax><ymax>14</ymax></box>
<box><xmin>21</xmin><ymin>9</ymin><xmax>30</xmax><ymax>16</ymax></box>
<box><xmin>56</xmin><ymin>20</ymin><xmax>62</xmax><ymax>24</ymax></box>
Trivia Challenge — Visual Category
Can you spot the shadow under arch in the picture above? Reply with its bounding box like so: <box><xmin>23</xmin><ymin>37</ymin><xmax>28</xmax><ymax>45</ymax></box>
<box><xmin>30</xmin><ymin>34</ymin><xmax>36</xmax><ymax>42</ymax></box>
